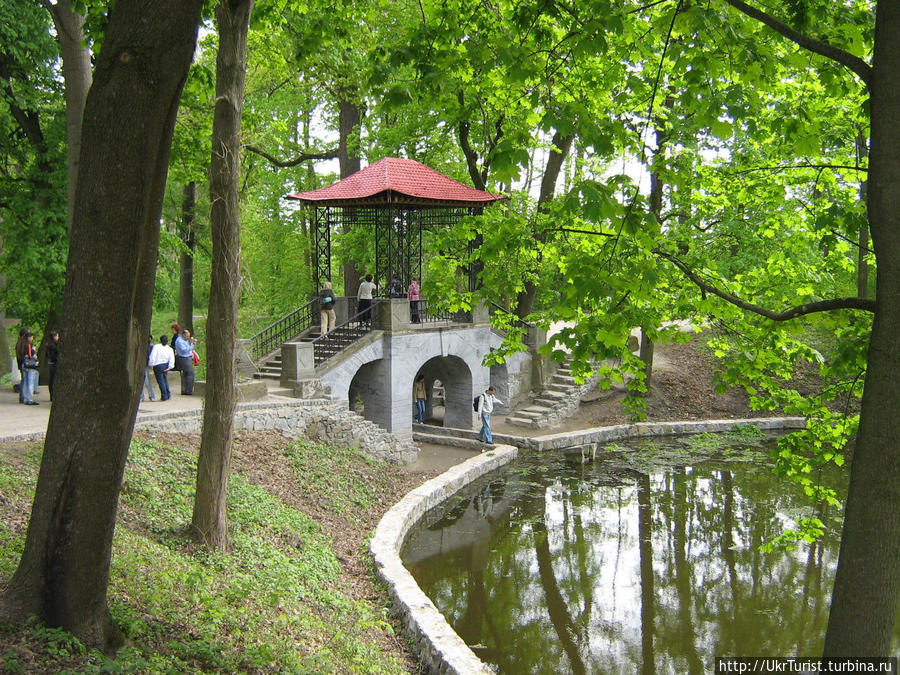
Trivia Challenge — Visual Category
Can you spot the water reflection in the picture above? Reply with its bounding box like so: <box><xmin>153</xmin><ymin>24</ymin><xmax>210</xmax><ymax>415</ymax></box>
<box><xmin>402</xmin><ymin>437</ymin><xmax>900</xmax><ymax>674</ymax></box>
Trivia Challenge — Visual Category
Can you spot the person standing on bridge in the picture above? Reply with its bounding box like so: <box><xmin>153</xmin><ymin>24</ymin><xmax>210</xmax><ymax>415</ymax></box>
<box><xmin>407</xmin><ymin>277</ymin><xmax>421</xmax><ymax>323</ymax></box>
<box><xmin>357</xmin><ymin>274</ymin><xmax>377</xmax><ymax>325</ymax></box>
<box><xmin>319</xmin><ymin>281</ymin><xmax>337</xmax><ymax>335</ymax></box>
<box><xmin>476</xmin><ymin>385</ymin><xmax>502</xmax><ymax>447</ymax></box>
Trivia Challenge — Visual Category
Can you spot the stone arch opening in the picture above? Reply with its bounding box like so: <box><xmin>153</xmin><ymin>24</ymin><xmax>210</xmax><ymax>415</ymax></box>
<box><xmin>414</xmin><ymin>355</ymin><xmax>474</xmax><ymax>429</ymax></box>
<box><xmin>347</xmin><ymin>359</ymin><xmax>384</xmax><ymax>423</ymax></box>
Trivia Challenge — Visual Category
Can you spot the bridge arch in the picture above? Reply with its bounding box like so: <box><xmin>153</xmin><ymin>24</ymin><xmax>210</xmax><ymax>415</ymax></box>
<box><xmin>414</xmin><ymin>355</ymin><xmax>474</xmax><ymax>429</ymax></box>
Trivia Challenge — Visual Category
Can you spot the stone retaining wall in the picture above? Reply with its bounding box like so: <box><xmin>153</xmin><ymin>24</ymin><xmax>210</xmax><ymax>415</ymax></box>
<box><xmin>373</xmin><ymin>416</ymin><xmax>807</xmax><ymax>674</ymax></box>
<box><xmin>2</xmin><ymin>401</ymin><xmax>419</xmax><ymax>465</ymax></box>
<box><xmin>135</xmin><ymin>400</ymin><xmax>419</xmax><ymax>465</ymax></box>
<box><xmin>370</xmin><ymin>445</ymin><xmax>519</xmax><ymax>675</ymax></box>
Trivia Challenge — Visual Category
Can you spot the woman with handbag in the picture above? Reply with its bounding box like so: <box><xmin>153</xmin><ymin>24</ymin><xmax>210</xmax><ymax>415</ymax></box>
<box><xmin>18</xmin><ymin>330</ymin><xmax>39</xmax><ymax>405</ymax></box>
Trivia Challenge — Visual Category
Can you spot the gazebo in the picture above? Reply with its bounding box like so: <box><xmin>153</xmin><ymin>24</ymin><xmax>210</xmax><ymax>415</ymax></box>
<box><xmin>286</xmin><ymin>157</ymin><xmax>506</xmax><ymax>294</ymax></box>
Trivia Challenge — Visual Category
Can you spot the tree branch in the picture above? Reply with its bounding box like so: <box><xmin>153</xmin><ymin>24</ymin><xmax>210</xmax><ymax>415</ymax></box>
<box><xmin>243</xmin><ymin>145</ymin><xmax>338</xmax><ymax>168</ymax></box>
<box><xmin>655</xmin><ymin>249</ymin><xmax>876</xmax><ymax>319</ymax></box>
<box><xmin>729</xmin><ymin>163</ymin><xmax>867</xmax><ymax>176</ymax></box>
<box><xmin>720</xmin><ymin>0</ymin><xmax>872</xmax><ymax>88</ymax></box>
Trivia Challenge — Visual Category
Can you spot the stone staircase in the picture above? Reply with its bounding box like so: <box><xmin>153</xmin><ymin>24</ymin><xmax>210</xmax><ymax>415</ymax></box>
<box><xmin>255</xmin><ymin>353</ymin><xmax>282</xmax><ymax>381</ymax></box>
<box><xmin>252</xmin><ymin>325</ymin><xmax>359</xmax><ymax>383</ymax></box>
<box><xmin>505</xmin><ymin>359</ymin><xmax>597</xmax><ymax>429</ymax></box>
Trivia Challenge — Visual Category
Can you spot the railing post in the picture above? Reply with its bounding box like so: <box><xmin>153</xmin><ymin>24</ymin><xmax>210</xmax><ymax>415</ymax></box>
<box><xmin>334</xmin><ymin>296</ymin><xmax>350</xmax><ymax>325</ymax></box>
<box><xmin>472</xmin><ymin>299</ymin><xmax>490</xmax><ymax>324</ymax></box>
<box><xmin>281</xmin><ymin>341</ymin><xmax>316</xmax><ymax>387</ymax></box>
<box><xmin>376</xmin><ymin>298</ymin><xmax>411</xmax><ymax>332</ymax></box>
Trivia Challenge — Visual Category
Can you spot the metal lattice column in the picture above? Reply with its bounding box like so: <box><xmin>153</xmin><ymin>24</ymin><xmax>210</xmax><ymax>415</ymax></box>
<box><xmin>313</xmin><ymin>206</ymin><xmax>332</xmax><ymax>290</ymax></box>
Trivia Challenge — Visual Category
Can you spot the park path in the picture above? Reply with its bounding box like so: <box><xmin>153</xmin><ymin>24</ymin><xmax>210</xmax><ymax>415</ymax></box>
<box><xmin>0</xmin><ymin>373</ymin><xmax>295</xmax><ymax>442</ymax></box>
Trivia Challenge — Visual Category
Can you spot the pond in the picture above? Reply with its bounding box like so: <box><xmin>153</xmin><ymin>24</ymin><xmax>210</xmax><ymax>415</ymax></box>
<box><xmin>401</xmin><ymin>433</ymin><xmax>900</xmax><ymax>674</ymax></box>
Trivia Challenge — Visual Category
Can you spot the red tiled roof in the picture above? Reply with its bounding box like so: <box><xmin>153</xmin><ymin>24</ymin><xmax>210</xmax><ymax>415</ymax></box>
<box><xmin>286</xmin><ymin>157</ymin><xmax>506</xmax><ymax>205</ymax></box>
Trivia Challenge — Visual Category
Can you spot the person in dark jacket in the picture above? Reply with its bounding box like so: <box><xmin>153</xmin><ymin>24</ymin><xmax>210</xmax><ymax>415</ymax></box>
<box><xmin>319</xmin><ymin>281</ymin><xmax>337</xmax><ymax>335</ymax></box>
<box><xmin>46</xmin><ymin>331</ymin><xmax>60</xmax><ymax>401</ymax></box>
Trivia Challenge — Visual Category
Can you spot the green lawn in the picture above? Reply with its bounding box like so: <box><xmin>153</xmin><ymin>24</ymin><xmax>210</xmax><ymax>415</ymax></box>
<box><xmin>0</xmin><ymin>436</ymin><xmax>411</xmax><ymax>674</ymax></box>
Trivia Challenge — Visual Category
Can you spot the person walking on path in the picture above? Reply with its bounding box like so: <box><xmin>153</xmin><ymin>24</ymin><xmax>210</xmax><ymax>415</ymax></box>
<box><xmin>408</xmin><ymin>278</ymin><xmax>421</xmax><ymax>323</ymax></box>
<box><xmin>148</xmin><ymin>335</ymin><xmax>175</xmax><ymax>401</ymax></box>
<box><xmin>14</xmin><ymin>327</ymin><xmax>29</xmax><ymax>402</ymax></box>
<box><xmin>18</xmin><ymin>331</ymin><xmax>39</xmax><ymax>405</ymax></box>
<box><xmin>319</xmin><ymin>281</ymin><xmax>337</xmax><ymax>335</ymax></box>
<box><xmin>174</xmin><ymin>328</ymin><xmax>197</xmax><ymax>395</ymax></box>
<box><xmin>140</xmin><ymin>334</ymin><xmax>156</xmax><ymax>402</ymax></box>
<box><xmin>357</xmin><ymin>274</ymin><xmax>377</xmax><ymax>325</ymax></box>
<box><xmin>46</xmin><ymin>331</ymin><xmax>60</xmax><ymax>402</ymax></box>
<box><xmin>476</xmin><ymin>385</ymin><xmax>502</xmax><ymax>446</ymax></box>
<box><xmin>414</xmin><ymin>375</ymin><xmax>426</xmax><ymax>424</ymax></box>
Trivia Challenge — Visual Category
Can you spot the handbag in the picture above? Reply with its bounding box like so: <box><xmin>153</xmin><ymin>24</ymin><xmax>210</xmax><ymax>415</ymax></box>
<box><xmin>192</xmin><ymin>350</ymin><xmax>200</xmax><ymax>366</ymax></box>
<box><xmin>23</xmin><ymin>356</ymin><xmax>39</xmax><ymax>370</ymax></box>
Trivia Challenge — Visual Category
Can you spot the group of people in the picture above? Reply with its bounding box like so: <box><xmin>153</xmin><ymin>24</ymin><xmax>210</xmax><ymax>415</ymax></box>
<box><xmin>317</xmin><ymin>274</ymin><xmax>423</xmax><ymax>335</ymax></box>
<box><xmin>13</xmin><ymin>328</ymin><xmax>59</xmax><ymax>405</ymax></box>
<box><xmin>142</xmin><ymin>323</ymin><xmax>198</xmax><ymax>402</ymax></box>
<box><xmin>412</xmin><ymin>375</ymin><xmax>502</xmax><ymax>448</ymax></box>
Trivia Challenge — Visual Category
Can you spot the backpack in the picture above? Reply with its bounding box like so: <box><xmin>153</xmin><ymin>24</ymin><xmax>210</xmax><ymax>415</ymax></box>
<box><xmin>473</xmin><ymin>395</ymin><xmax>481</xmax><ymax>411</ymax></box>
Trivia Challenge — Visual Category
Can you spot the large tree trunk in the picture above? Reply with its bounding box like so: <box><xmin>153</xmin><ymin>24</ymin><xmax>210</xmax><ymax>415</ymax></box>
<box><xmin>338</xmin><ymin>91</ymin><xmax>362</xmax><ymax>296</ymax></box>
<box><xmin>178</xmin><ymin>180</ymin><xmax>196</xmax><ymax>333</ymax></box>
<box><xmin>824</xmin><ymin>0</ymin><xmax>900</xmax><ymax>655</ymax></box>
<box><xmin>0</xmin><ymin>0</ymin><xmax>202</xmax><ymax>650</ymax></box>
<box><xmin>855</xmin><ymin>128</ymin><xmax>869</xmax><ymax>300</ymax></box>
<box><xmin>515</xmin><ymin>131</ymin><xmax>573</xmax><ymax>318</ymax></box>
<box><xmin>191</xmin><ymin>0</ymin><xmax>253</xmax><ymax>551</ymax></box>
<box><xmin>44</xmin><ymin>0</ymin><xmax>92</xmax><ymax>234</ymax></box>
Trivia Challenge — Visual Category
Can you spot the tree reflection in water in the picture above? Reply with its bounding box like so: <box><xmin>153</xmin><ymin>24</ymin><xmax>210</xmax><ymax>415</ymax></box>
<box><xmin>401</xmin><ymin>437</ymin><xmax>900</xmax><ymax>674</ymax></box>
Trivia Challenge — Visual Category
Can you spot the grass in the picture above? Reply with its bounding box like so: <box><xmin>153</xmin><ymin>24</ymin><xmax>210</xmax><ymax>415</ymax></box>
<box><xmin>0</xmin><ymin>437</ymin><xmax>410</xmax><ymax>674</ymax></box>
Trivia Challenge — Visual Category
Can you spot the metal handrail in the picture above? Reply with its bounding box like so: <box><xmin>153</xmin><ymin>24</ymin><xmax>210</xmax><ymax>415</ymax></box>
<box><xmin>488</xmin><ymin>301</ymin><xmax>533</xmax><ymax>329</ymax></box>
<box><xmin>415</xmin><ymin>298</ymin><xmax>473</xmax><ymax>324</ymax></box>
<box><xmin>249</xmin><ymin>299</ymin><xmax>318</xmax><ymax>362</ymax></box>
<box><xmin>311</xmin><ymin>299</ymin><xmax>384</xmax><ymax>365</ymax></box>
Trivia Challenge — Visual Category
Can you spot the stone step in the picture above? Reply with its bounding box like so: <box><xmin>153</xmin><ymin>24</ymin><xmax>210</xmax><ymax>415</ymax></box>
<box><xmin>551</xmin><ymin>374</ymin><xmax>576</xmax><ymax>384</ymax></box>
<box><xmin>253</xmin><ymin>372</ymin><xmax>280</xmax><ymax>381</ymax></box>
<box><xmin>266</xmin><ymin>386</ymin><xmax>296</xmax><ymax>398</ymax></box>
<box><xmin>538</xmin><ymin>389</ymin><xmax>566</xmax><ymax>399</ymax></box>
<box><xmin>546</xmin><ymin>384</ymin><xmax>571</xmax><ymax>394</ymax></box>
<box><xmin>506</xmin><ymin>416</ymin><xmax>536</xmax><ymax>427</ymax></box>
<box><xmin>413</xmin><ymin>431</ymin><xmax>484</xmax><ymax>450</ymax></box>
<box><xmin>515</xmin><ymin>409</ymin><xmax>544</xmax><ymax>418</ymax></box>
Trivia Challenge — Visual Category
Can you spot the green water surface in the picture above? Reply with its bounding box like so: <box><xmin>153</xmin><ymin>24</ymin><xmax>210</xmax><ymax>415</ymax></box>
<box><xmin>402</xmin><ymin>436</ymin><xmax>900</xmax><ymax>674</ymax></box>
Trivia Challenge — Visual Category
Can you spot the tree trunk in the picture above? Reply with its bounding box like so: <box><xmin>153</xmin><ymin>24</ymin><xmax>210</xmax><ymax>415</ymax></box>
<box><xmin>855</xmin><ymin>128</ymin><xmax>869</xmax><ymax>300</ymax></box>
<box><xmin>515</xmin><ymin>131</ymin><xmax>573</xmax><ymax>318</ymax></box>
<box><xmin>338</xmin><ymin>92</ymin><xmax>362</xmax><ymax>296</ymax></box>
<box><xmin>45</xmin><ymin>0</ymin><xmax>92</xmax><ymax>234</ymax></box>
<box><xmin>824</xmin><ymin>0</ymin><xmax>900</xmax><ymax>655</ymax></box>
<box><xmin>0</xmin><ymin>0</ymin><xmax>202</xmax><ymax>650</ymax></box>
<box><xmin>0</xmin><ymin>236</ymin><xmax>7</xmax><ymax>378</ymax></box>
<box><xmin>178</xmin><ymin>180</ymin><xmax>196</xmax><ymax>333</ymax></box>
<box><xmin>639</xmin><ymin>114</ymin><xmax>669</xmax><ymax>390</ymax></box>
<box><xmin>191</xmin><ymin>0</ymin><xmax>253</xmax><ymax>551</ymax></box>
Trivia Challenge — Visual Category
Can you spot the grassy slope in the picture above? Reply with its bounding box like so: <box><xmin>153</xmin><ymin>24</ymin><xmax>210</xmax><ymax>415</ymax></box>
<box><xmin>0</xmin><ymin>433</ymin><xmax>418</xmax><ymax>674</ymax></box>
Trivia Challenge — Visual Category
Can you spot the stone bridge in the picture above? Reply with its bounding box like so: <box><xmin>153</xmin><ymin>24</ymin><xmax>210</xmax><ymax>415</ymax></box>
<box><xmin>277</xmin><ymin>299</ymin><xmax>547</xmax><ymax>441</ymax></box>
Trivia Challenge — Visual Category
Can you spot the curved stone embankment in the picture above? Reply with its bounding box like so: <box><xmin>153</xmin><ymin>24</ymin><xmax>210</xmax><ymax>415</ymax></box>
<box><xmin>371</xmin><ymin>445</ymin><xmax>518</xmax><ymax>675</ymax></box>
<box><xmin>372</xmin><ymin>416</ymin><xmax>807</xmax><ymax>674</ymax></box>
